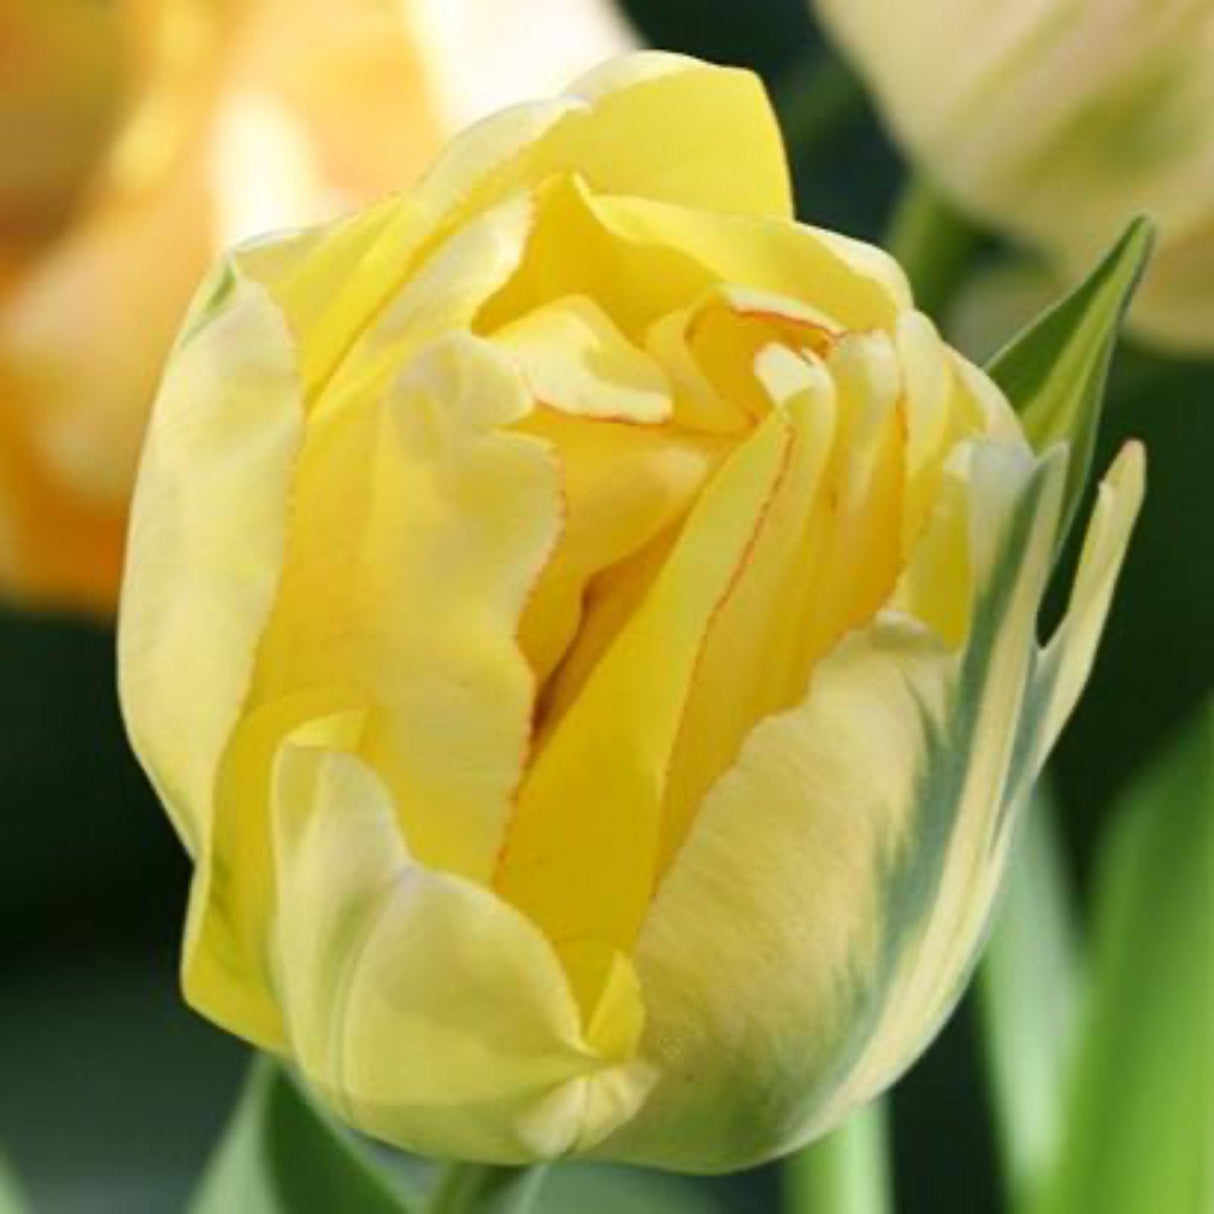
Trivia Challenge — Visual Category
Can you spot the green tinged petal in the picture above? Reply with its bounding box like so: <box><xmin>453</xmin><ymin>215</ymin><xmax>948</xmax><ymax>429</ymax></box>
<box><xmin>118</xmin><ymin>257</ymin><xmax>303</xmax><ymax>858</ymax></box>
<box><xmin>600</xmin><ymin>444</ymin><xmax>1065</xmax><ymax>1171</ymax></box>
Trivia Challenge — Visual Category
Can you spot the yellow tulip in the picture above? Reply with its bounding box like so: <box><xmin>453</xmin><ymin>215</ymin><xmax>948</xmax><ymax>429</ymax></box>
<box><xmin>119</xmin><ymin>53</ymin><xmax>1143</xmax><ymax>1171</ymax></box>
<box><xmin>816</xmin><ymin>0</ymin><xmax>1214</xmax><ymax>354</ymax></box>
<box><xmin>0</xmin><ymin>0</ymin><xmax>634</xmax><ymax>612</ymax></box>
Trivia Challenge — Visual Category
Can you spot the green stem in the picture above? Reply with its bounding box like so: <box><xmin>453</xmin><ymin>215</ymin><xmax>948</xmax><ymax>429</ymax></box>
<box><xmin>885</xmin><ymin>175</ymin><xmax>984</xmax><ymax>320</ymax></box>
<box><xmin>978</xmin><ymin>789</ymin><xmax>1081</xmax><ymax>1211</ymax></box>
<box><xmin>426</xmin><ymin>1163</ymin><xmax>548</xmax><ymax>1214</ymax></box>
<box><xmin>783</xmin><ymin>1101</ymin><xmax>893</xmax><ymax>1214</ymax></box>
<box><xmin>774</xmin><ymin>55</ymin><xmax>869</xmax><ymax>162</ymax></box>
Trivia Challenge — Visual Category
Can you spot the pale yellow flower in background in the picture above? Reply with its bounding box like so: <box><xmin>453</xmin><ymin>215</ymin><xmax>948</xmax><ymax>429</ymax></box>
<box><xmin>0</xmin><ymin>0</ymin><xmax>634</xmax><ymax>611</ymax></box>
<box><xmin>120</xmin><ymin>53</ymin><xmax>1142</xmax><ymax>1171</ymax></box>
<box><xmin>816</xmin><ymin>0</ymin><xmax>1214</xmax><ymax>355</ymax></box>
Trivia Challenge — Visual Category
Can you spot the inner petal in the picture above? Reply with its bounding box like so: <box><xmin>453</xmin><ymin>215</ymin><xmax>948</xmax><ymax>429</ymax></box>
<box><xmin>659</xmin><ymin>331</ymin><xmax>908</xmax><ymax>877</ymax></box>
<box><xmin>245</xmin><ymin>334</ymin><xmax>562</xmax><ymax>884</ymax></box>
<box><xmin>477</xmin><ymin>173</ymin><xmax>720</xmax><ymax>341</ymax></box>
<box><xmin>493</xmin><ymin>409</ymin><xmax>796</xmax><ymax>1018</ymax></box>
<box><xmin>648</xmin><ymin>285</ymin><xmax>838</xmax><ymax>434</ymax></box>
<box><xmin>491</xmin><ymin>293</ymin><xmax>673</xmax><ymax>423</ymax></box>
<box><xmin>513</xmin><ymin>407</ymin><xmax>725</xmax><ymax>688</ymax></box>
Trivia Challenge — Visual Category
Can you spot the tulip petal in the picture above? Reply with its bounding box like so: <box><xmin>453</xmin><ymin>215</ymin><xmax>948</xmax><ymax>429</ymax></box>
<box><xmin>1017</xmin><ymin>442</ymin><xmax>1146</xmax><ymax>789</ymax></box>
<box><xmin>515</xmin><ymin>410</ymin><xmax>722</xmax><ymax>685</ymax></box>
<box><xmin>329</xmin><ymin>191</ymin><xmax>536</xmax><ymax>407</ymax></box>
<box><xmin>581</xmin><ymin>190</ymin><xmax>910</xmax><ymax>333</ymax></box>
<box><xmin>118</xmin><ymin>260</ymin><xmax>303</xmax><ymax>855</ymax></box>
<box><xmin>421</xmin><ymin>51</ymin><xmax>791</xmax><ymax>229</ymax></box>
<box><xmin>492</xmin><ymin>294</ymin><xmax>672</xmax><ymax>422</ymax></box>
<box><xmin>182</xmin><ymin>334</ymin><xmax>566</xmax><ymax>1047</ymax></box>
<box><xmin>660</xmin><ymin>331</ymin><xmax>910</xmax><ymax>876</ymax></box>
<box><xmin>266</xmin><ymin>733</ymin><xmax>654</xmax><ymax>1163</ymax></box>
<box><xmin>495</xmin><ymin>408</ymin><xmax>796</xmax><ymax>1016</ymax></box>
<box><xmin>1133</xmin><ymin>209</ymin><xmax>1214</xmax><ymax>354</ymax></box>
<box><xmin>603</xmin><ymin>443</ymin><xmax>1065</xmax><ymax>1172</ymax></box>
<box><xmin>253</xmin><ymin>54</ymin><xmax>790</xmax><ymax>398</ymax></box>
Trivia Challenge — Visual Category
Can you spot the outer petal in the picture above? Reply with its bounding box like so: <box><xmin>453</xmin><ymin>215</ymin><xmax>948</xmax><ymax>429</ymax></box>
<box><xmin>601</xmin><ymin>442</ymin><xmax>1065</xmax><ymax>1171</ymax></box>
<box><xmin>421</xmin><ymin>51</ymin><xmax>792</xmax><ymax>226</ymax></box>
<box><xmin>118</xmin><ymin>258</ymin><xmax>302</xmax><ymax>855</ymax></box>
<box><xmin>181</xmin><ymin>334</ymin><xmax>565</xmax><ymax>1046</ymax></box>
<box><xmin>1016</xmin><ymin>442</ymin><xmax>1146</xmax><ymax>789</ymax></box>
<box><xmin>268</xmin><ymin>53</ymin><xmax>792</xmax><ymax>395</ymax></box>
<box><xmin>268</xmin><ymin>733</ymin><xmax>654</xmax><ymax>1163</ymax></box>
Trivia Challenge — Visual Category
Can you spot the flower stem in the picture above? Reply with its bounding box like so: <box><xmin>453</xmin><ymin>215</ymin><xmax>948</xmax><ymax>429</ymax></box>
<box><xmin>783</xmin><ymin>1101</ymin><xmax>893</xmax><ymax>1214</ymax></box>
<box><xmin>978</xmin><ymin>788</ymin><xmax>1081</xmax><ymax>1210</ymax></box>
<box><xmin>885</xmin><ymin>175</ymin><xmax>985</xmax><ymax>320</ymax></box>
<box><xmin>775</xmin><ymin>54</ymin><xmax>868</xmax><ymax>163</ymax></box>
<box><xmin>426</xmin><ymin>1163</ymin><xmax>548</xmax><ymax>1214</ymax></box>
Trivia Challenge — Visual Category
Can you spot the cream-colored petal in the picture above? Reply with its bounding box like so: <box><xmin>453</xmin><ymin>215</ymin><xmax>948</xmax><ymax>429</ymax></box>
<box><xmin>1023</xmin><ymin>442</ymin><xmax>1146</xmax><ymax>780</ymax></box>
<box><xmin>600</xmin><ymin>443</ymin><xmax>1065</xmax><ymax>1172</ymax></box>
<box><xmin>266</xmin><ymin>734</ymin><xmax>653</xmax><ymax>1162</ymax></box>
<box><xmin>1129</xmin><ymin>210</ymin><xmax>1214</xmax><ymax>354</ymax></box>
<box><xmin>820</xmin><ymin>0</ymin><xmax>1214</xmax><ymax>352</ymax></box>
<box><xmin>408</xmin><ymin>0</ymin><xmax>637</xmax><ymax>133</ymax></box>
<box><xmin>118</xmin><ymin>258</ymin><xmax>302</xmax><ymax>855</ymax></box>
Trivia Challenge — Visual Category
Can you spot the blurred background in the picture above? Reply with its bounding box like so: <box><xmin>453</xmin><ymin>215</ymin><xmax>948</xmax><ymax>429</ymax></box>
<box><xmin>0</xmin><ymin>1</ymin><xmax>1209</xmax><ymax>1210</ymax></box>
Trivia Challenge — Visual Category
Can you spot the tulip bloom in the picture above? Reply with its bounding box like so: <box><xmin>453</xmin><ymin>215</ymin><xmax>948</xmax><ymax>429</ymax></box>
<box><xmin>120</xmin><ymin>53</ymin><xmax>1142</xmax><ymax>1171</ymax></box>
<box><xmin>0</xmin><ymin>0</ymin><xmax>633</xmax><ymax>610</ymax></box>
<box><xmin>816</xmin><ymin>0</ymin><xmax>1214</xmax><ymax>354</ymax></box>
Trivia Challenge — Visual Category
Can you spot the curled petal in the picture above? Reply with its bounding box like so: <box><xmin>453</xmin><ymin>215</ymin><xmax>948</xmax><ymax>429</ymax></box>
<box><xmin>118</xmin><ymin>260</ymin><xmax>302</xmax><ymax>856</ymax></box>
<box><xmin>269</xmin><ymin>734</ymin><xmax>654</xmax><ymax>1162</ymax></box>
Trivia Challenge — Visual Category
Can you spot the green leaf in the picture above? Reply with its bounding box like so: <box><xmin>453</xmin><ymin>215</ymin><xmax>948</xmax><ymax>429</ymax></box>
<box><xmin>426</xmin><ymin>1165</ymin><xmax>546</xmax><ymax>1214</ymax></box>
<box><xmin>0</xmin><ymin>1154</ymin><xmax>27</xmax><ymax>1214</ymax></box>
<box><xmin>538</xmin><ymin>1166</ymin><xmax>722</xmax><ymax>1214</ymax></box>
<box><xmin>1034</xmin><ymin>700</ymin><xmax>1214</xmax><ymax>1214</ymax></box>
<box><xmin>190</xmin><ymin>1055</ymin><xmax>410</xmax><ymax>1213</ymax></box>
<box><xmin>978</xmin><ymin>786</ymin><xmax>1081</xmax><ymax>1209</ymax></box>
<box><xmin>782</xmin><ymin>1102</ymin><xmax>891</xmax><ymax>1214</ymax></box>
<box><xmin>986</xmin><ymin>217</ymin><xmax>1153</xmax><ymax>545</ymax></box>
<box><xmin>425</xmin><ymin>1162</ymin><xmax>721</xmax><ymax>1214</ymax></box>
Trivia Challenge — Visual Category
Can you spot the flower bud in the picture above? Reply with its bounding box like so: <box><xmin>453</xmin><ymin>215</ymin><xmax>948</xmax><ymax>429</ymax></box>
<box><xmin>817</xmin><ymin>0</ymin><xmax>1214</xmax><ymax>353</ymax></box>
<box><xmin>120</xmin><ymin>53</ymin><xmax>1143</xmax><ymax>1171</ymax></box>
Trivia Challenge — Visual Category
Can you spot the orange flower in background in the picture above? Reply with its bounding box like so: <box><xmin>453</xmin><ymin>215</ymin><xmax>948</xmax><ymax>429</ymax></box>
<box><xmin>0</xmin><ymin>0</ymin><xmax>634</xmax><ymax>612</ymax></box>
